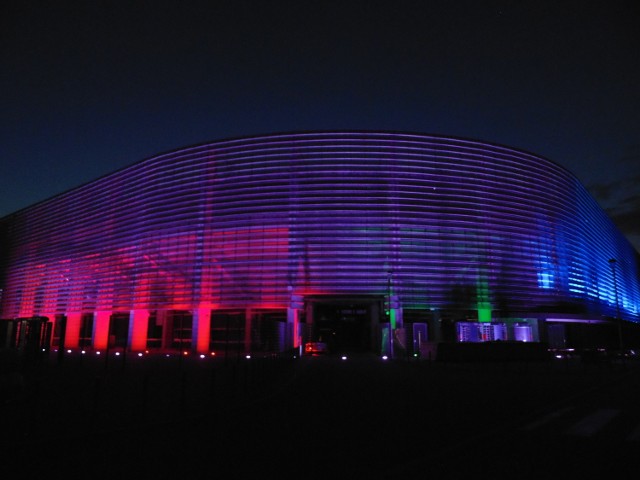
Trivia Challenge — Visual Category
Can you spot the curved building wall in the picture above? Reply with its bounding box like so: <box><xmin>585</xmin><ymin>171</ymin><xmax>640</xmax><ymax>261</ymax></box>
<box><xmin>1</xmin><ymin>132</ymin><xmax>639</xmax><ymax>349</ymax></box>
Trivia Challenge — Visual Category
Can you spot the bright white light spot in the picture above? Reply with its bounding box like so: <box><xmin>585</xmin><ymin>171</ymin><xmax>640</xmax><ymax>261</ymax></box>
<box><xmin>137</xmin><ymin>353</ymin><xmax>143</xmax><ymax>357</ymax></box>
<box><xmin>115</xmin><ymin>352</ymin><xmax>120</xmax><ymax>356</ymax></box>
<box><xmin>81</xmin><ymin>350</ymin><xmax>86</xmax><ymax>355</ymax></box>
<box><xmin>382</xmin><ymin>355</ymin><xmax>388</xmax><ymax>360</ymax></box>
<box><xmin>245</xmin><ymin>355</ymin><xmax>251</xmax><ymax>359</ymax></box>
<box><xmin>341</xmin><ymin>356</ymin><xmax>347</xmax><ymax>360</ymax></box>
<box><xmin>67</xmin><ymin>349</ymin><xmax>72</xmax><ymax>353</ymax></box>
<box><xmin>96</xmin><ymin>351</ymin><xmax>101</xmax><ymax>355</ymax></box>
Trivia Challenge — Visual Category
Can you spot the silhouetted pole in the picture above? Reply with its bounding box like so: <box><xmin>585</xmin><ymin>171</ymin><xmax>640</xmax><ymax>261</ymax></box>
<box><xmin>608</xmin><ymin>258</ymin><xmax>624</xmax><ymax>351</ymax></box>
<box><xmin>387</xmin><ymin>271</ymin><xmax>393</xmax><ymax>358</ymax></box>
<box><xmin>57</xmin><ymin>316</ymin><xmax>67</xmax><ymax>364</ymax></box>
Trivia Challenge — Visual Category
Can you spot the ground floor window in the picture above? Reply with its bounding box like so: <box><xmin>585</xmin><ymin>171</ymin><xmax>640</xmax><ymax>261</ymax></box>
<box><xmin>170</xmin><ymin>310</ymin><xmax>192</xmax><ymax>351</ymax></box>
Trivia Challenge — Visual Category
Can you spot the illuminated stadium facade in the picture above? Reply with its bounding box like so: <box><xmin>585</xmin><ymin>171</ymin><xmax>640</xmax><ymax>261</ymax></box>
<box><xmin>1</xmin><ymin>131</ymin><xmax>639</xmax><ymax>357</ymax></box>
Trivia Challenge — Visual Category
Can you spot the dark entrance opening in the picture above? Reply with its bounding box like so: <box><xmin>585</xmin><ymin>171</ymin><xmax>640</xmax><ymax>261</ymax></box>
<box><xmin>109</xmin><ymin>313</ymin><xmax>130</xmax><ymax>349</ymax></box>
<box><xmin>313</xmin><ymin>300</ymin><xmax>377</xmax><ymax>354</ymax></box>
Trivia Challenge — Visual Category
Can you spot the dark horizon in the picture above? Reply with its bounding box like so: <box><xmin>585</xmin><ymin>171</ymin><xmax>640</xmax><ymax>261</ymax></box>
<box><xmin>2</xmin><ymin>0</ymin><xmax>639</xmax><ymax>251</ymax></box>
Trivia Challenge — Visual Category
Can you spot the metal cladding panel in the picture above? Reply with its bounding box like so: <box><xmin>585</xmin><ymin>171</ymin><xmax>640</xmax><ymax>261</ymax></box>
<box><xmin>0</xmin><ymin>131</ymin><xmax>638</xmax><ymax>321</ymax></box>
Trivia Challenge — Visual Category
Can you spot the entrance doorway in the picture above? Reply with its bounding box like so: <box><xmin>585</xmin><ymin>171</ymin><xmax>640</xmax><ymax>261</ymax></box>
<box><xmin>308</xmin><ymin>296</ymin><xmax>382</xmax><ymax>354</ymax></box>
<box><xmin>109</xmin><ymin>313</ymin><xmax>130</xmax><ymax>349</ymax></box>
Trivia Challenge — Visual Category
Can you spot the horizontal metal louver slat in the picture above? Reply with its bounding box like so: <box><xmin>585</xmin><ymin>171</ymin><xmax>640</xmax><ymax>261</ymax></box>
<box><xmin>0</xmin><ymin>131</ymin><xmax>638</xmax><ymax>323</ymax></box>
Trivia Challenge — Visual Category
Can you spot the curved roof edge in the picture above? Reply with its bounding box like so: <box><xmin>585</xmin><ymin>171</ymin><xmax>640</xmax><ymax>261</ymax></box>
<box><xmin>0</xmin><ymin>129</ymin><xmax>580</xmax><ymax>219</ymax></box>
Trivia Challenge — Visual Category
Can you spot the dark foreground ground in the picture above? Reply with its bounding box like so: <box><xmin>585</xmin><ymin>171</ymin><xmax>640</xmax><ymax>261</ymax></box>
<box><xmin>2</xmin><ymin>349</ymin><xmax>640</xmax><ymax>480</ymax></box>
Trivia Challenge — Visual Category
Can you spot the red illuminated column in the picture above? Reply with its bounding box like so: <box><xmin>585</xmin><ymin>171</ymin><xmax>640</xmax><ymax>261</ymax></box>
<box><xmin>93</xmin><ymin>311</ymin><xmax>111</xmax><ymax>350</ymax></box>
<box><xmin>129</xmin><ymin>310</ymin><xmax>149</xmax><ymax>352</ymax></box>
<box><xmin>64</xmin><ymin>313</ymin><xmax>82</xmax><ymax>348</ymax></box>
<box><xmin>193</xmin><ymin>307</ymin><xmax>211</xmax><ymax>354</ymax></box>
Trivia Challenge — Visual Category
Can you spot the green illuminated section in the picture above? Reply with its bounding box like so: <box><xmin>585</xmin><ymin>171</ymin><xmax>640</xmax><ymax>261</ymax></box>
<box><xmin>477</xmin><ymin>271</ymin><xmax>492</xmax><ymax>322</ymax></box>
<box><xmin>478</xmin><ymin>304</ymin><xmax>492</xmax><ymax>322</ymax></box>
<box><xmin>390</xmin><ymin>309</ymin><xmax>397</xmax><ymax>329</ymax></box>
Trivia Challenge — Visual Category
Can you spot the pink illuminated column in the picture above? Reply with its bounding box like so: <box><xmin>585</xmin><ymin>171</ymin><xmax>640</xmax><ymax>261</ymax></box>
<box><xmin>93</xmin><ymin>311</ymin><xmax>111</xmax><ymax>350</ymax></box>
<box><xmin>129</xmin><ymin>310</ymin><xmax>149</xmax><ymax>352</ymax></box>
<box><xmin>192</xmin><ymin>307</ymin><xmax>211</xmax><ymax>354</ymax></box>
<box><xmin>64</xmin><ymin>313</ymin><xmax>82</xmax><ymax>348</ymax></box>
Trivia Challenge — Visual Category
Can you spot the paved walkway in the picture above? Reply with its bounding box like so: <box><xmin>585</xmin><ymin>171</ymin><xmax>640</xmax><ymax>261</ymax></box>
<box><xmin>2</xmin><ymin>349</ymin><xmax>637</xmax><ymax>479</ymax></box>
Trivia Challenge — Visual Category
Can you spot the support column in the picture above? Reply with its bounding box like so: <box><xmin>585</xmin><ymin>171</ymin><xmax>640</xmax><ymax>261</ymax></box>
<box><xmin>287</xmin><ymin>307</ymin><xmax>300</xmax><ymax>349</ymax></box>
<box><xmin>64</xmin><ymin>313</ymin><xmax>82</xmax><ymax>349</ymax></box>
<box><xmin>389</xmin><ymin>295</ymin><xmax>403</xmax><ymax>328</ymax></box>
<box><xmin>192</xmin><ymin>307</ymin><xmax>211</xmax><ymax>354</ymax></box>
<box><xmin>369</xmin><ymin>302</ymin><xmax>380</xmax><ymax>352</ymax></box>
<box><xmin>158</xmin><ymin>311</ymin><xmax>171</xmax><ymax>350</ymax></box>
<box><xmin>305</xmin><ymin>301</ymin><xmax>314</xmax><ymax>339</ymax></box>
<box><xmin>3</xmin><ymin>321</ymin><xmax>15</xmax><ymax>348</ymax></box>
<box><xmin>244</xmin><ymin>309</ymin><xmax>252</xmax><ymax>354</ymax></box>
<box><xmin>41</xmin><ymin>313</ymin><xmax>56</xmax><ymax>350</ymax></box>
<box><xmin>430</xmin><ymin>310</ymin><xmax>443</xmax><ymax>343</ymax></box>
<box><xmin>129</xmin><ymin>310</ymin><xmax>149</xmax><ymax>352</ymax></box>
<box><xmin>93</xmin><ymin>311</ymin><xmax>111</xmax><ymax>350</ymax></box>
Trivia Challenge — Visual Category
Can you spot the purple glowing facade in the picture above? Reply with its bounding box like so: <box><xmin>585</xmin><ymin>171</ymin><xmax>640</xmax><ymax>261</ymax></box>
<box><xmin>1</xmin><ymin>132</ymin><xmax>639</xmax><ymax>355</ymax></box>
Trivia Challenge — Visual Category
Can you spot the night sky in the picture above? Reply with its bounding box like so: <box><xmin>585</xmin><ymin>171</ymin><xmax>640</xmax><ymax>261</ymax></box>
<box><xmin>2</xmin><ymin>0</ymin><xmax>639</xmax><ymax>251</ymax></box>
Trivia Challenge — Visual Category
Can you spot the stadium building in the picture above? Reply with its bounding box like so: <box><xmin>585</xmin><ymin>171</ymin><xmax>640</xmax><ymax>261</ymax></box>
<box><xmin>1</xmin><ymin>131</ymin><xmax>639</xmax><ymax>358</ymax></box>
